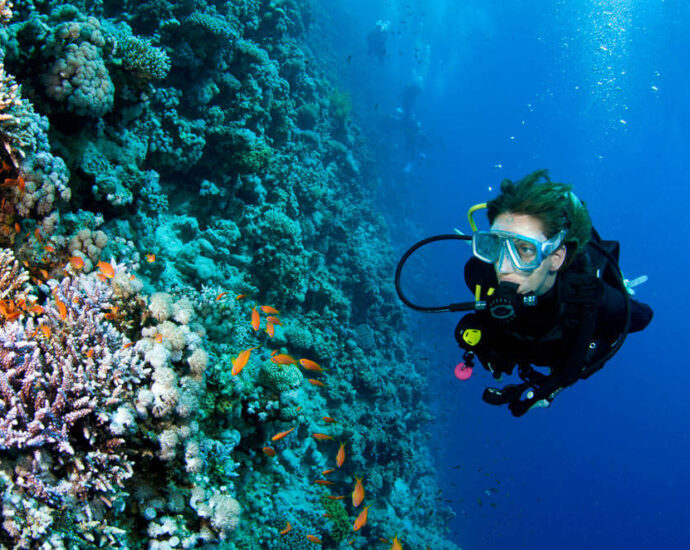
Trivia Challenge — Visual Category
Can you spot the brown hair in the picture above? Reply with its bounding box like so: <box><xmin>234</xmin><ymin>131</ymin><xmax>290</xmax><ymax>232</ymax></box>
<box><xmin>486</xmin><ymin>169</ymin><xmax>592</xmax><ymax>266</ymax></box>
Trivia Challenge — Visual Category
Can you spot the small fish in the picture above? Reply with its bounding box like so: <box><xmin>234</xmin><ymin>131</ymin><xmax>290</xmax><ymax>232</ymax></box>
<box><xmin>312</xmin><ymin>433</ymin><xmax>333</xmax><ymax>441</ymax></box>
<box><xmin>215</xmin><ymin>291</ymin><xmax>228</xmax><ymax>301</ymax></box>
<box><xmin>271</xmin><ymin>349</ymin><xmax>279</xmax><ymax>356</ymax></box>
<box><xmin>352</xmin><ymin>476</ymin><xmax>365</xmax><ymax>507</ymax></box>
<box><xmin>306</xmin><ymin>535</ymin><xmax>322</xmax><ymax>545</ymax></box>
<box><xmin>271</xmin><ymin>354</ymin><xmax>296</xmax><ymax>365</ymax></box>
<box><xmin>232</xmin><ymin>345</ymin><xmax>259</xmax><ymax>376</ymax></box>
<box><xmin>260</xmin><ymin>305</ymin><xmax>280</xmax><ymax>314</ymax></box>
<box><xmin>55</xmin><ymin>297</ymin><xmax>67</xmax><ymax>320</ymax></box>
<box><xmin>39</xmin><ymin>269</ymin><xmax>49</xmax><ymax>280</ymax></box>
<box><xmin>322</xmin><ymin>468</ymin><xmax>336</xmax><ymax>475</ymax></box>
<box><xmin>235</xmin><ymin>293</ymin><xmax>248</xmax><ymax>300</ymax></box>
<box><xmin>299</xmin><ymin>358</ymin><xmax>323</xmax><ymax>372</ymax></box>
<box><xmin>98</xmin><ymin>261</ymin><xmax>115</xmax><ymax>279</ymax></box>
<box><xmin>266</xmin><ymin>321</ymin><xmax>275</xmax><ymax>338</ymax></box>
<box><xmin>40</xmin><ymin>325</ymin><xmax>51</xmax><ymax>338</ymax></box>
<box><xmin>104</xmin><ymin>305</ymin><xmax>119</xmax><ymax>321</ymax></box>
<box><xmin>352</xmin><ymin>504</ymin><xmax>371</xmax><ymax>531</ymax></box>
<box><xmin>323</xmin><ymin>416</ymin><xmax>336</xmax><ymax>423</ymax></box>
<box><xmin>122</xmin><ymin>342</ymin><xmax>134</xmax><ymax>349</ymax></box>
<box><xmin>27</xmin><ymin>304</ymin><xmax>44</xmax><ymax>315</ymax></box>
<box><xmin>266</xmin><ymin>315</ymin><xmax>282</xmax><ymax>325</ymax></box>
<box><xmin>314</xmin><ymin>479</ymin><xmax>334</xmax><ymax>486</ymax></box>
<box><xmin>44</xmin><ymin>244</ymin><xmax>56</xmax><ymax>253</ymax></box>
<box><xmin>262</xmin><ymin>446</ymin><xmax>276</xmax><ymax>457</ymax></box>
<box><xmin>34</xmin><ymin>228</ymin><xmax>42</xmax><ymax>242</ymax></box>
<box><xmin>308</xmin><ymin>379</ymin><xmax>325</xmax><ymax>387</ymax></box>
<box><xmin>296</xmin><ymin>406</ymin><xmax>302</xmax><ymax>412</ymax></box>
<box><xmin>271</xmin><ymin>427</ymin><xmax>296</xmax><ymax>441</ymax></box>
<box><xmin>14</xmin><ymin>222</ymin><xmax>20</xmax><ymax>233</ymax></box>
<box><xmin>146</xmin><ymin>253</ymin><xmax>156</xmax><ymax>263</ymax></box>
<box><xmin>336</xmin><ymin>442</ymin><xmax>346</xmax><ymax>467</ymax></box>
<box><xmin>390</xmin><ymin>537</ymin><xmax>402</xmax><ymax>550</ymax></box>
<box><xmin>155</xmin><ymin>333</ymin><xmax>163</xmax><ymax>343</ymax></box>
<box><xmin>86</xmin><ymin>348</ymin><xmax>94</xmax><ymax>358</ymax></box>
<box><xmin>326</xmin><ymin>495</ymin><xmax>346</xmax><ymax>500</ymax></box>
<box><xmin>69</xmin><ymin>256</ymin><xmax>85</xmax><ymax>270</ymax></box>
<box><xmin>280</xmin><ymin>521</ymin><xmax>292</xmax><ymax>535</ymax></box>
<box><xmin>251</xmin><ymin>307</ymin><xmax>260</xmax><ymax>331</ymax></box>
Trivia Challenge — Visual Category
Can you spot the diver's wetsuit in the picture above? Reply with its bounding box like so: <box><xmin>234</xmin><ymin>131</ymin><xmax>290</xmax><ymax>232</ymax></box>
<box><xmin>462</xmin><ymin>257</ymin><xmax>652</xmax><ymax>368</ymax></box>
<box><xmin>457</xmin><ymin>255</ymin><xmax>653</xmax><ymax>414</ymax></box>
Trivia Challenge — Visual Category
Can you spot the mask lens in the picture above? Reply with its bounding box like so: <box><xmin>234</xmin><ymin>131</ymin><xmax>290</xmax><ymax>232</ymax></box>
<box><xmin>473</xmin><ymin>232</ymin><xmax>502</xmax><ymax>263</ymax></box>
<box><xmin>511</xmin><ymin>238</ymin><xmax>538</xmax><ymax>267</ymax></box>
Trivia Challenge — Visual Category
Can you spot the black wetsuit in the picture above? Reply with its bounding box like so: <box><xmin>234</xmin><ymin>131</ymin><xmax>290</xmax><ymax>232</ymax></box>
<box><xmin>457</xmin><ymin>252</ymin><xmax>653</xmax><ymax>415</ymax></box>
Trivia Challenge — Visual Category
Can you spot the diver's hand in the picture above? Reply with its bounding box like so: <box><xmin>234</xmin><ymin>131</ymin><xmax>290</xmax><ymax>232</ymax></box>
<box><xmin>508</xmin><ymin>386</ymin><xmax>553</xmax><ymax>417</ymax></box>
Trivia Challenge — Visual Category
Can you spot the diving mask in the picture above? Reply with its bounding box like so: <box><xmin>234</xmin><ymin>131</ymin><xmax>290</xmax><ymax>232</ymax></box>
<box><xmin>472</xmin><ymin>229</ymin><xmax>566</xmax><ymax>272</ymax></box>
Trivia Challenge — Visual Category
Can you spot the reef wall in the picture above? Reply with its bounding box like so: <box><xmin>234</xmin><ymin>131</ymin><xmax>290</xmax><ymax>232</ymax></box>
<box><xmin>0</xmin><ymin>0</ymin><xmax>459</xmax><ymax>548</ymax></box>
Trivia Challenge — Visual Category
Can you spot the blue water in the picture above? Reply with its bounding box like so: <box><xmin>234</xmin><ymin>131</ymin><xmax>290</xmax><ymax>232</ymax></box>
<box><xmin>318</xmin><ymin>0</ymin><xmax>690</xmax><ymax>547</ymax></box>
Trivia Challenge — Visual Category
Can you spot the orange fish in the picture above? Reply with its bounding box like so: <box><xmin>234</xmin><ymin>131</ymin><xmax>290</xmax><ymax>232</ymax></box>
<box><xmin>322</xmin><ymin>468</ymin><xmax>336</xmax><ymax>475</ymax></box>
<box><xmin>271</xmin><ymin>427</ymin><xmax>296</xmax><ymax>441</ymax></box>
<box><xmin>104</xmin><ymin>305</ymin><xmax>119</xmax><ymax>321</ymax></box>
<box><xmin>262</xmin><ymin>446</ymin><xmax>276</xmax><ymax>457</ymax></box>
<box><xmin>98</xmin><ymin>261</ymin><xmax>115</xmax><ymax>279</ymax></box>
<box><xmin>40</xmin><ymin>325</ymin><xmax>51</xmax><ymax>338</ymax></box>
<box><xmin>215</xmin><ymin>291</ymin><xmax>228</xmax><ymax>301</ymax></box>
<box><xmin>296</xmin><ymin>406</ymin><xmax>302</xmax><ymax>412</ymax></box>
<box><xmin>352</xmin><ymin>504</ymin><xmax>371</xmax><ymax>531</ymax></box>
<box><xmin>260</xmin><ymin>305</ymin><xmax>280</xmax><ymax>314</ymax></box>
<box><xmin>251</xmin><ymin>307</ymin><xmax>260</xmax><ymax>331</ymax></box>
<box><xmin>155</xmin><ymin>333</ymin><xmax>163</xmax><ymax>344</ymax></box>
<box><xmin>69</xmin><ymin>256</ymin><xmax>85</xmax><ymax>269</ymax></box>
<box><xmin>323</xmin><ymin>416</ymin><xmax>336</xmax><ymax>423</ymax></box>
<box><xmin>266</xmin><ymin>315</ymin><xmax>282</xmax><ymax>325</ymax></box>
<box><xmin>235</xmin><ymin>293</ymin><xmax>248</xmax><ymax>300</ymax></box>
<box><xmin>14</xmin><ymin>222</ymin><xmax>20</xmax><ymax>233</ymax></box>
<box><xmin>280</xmin><ymin>521</ymin><xmax>292</xmax><ymax>535</ymax></box>
<box><xmin>55</xmin><ymin>297</ymin><xmax>67</xmax><ymax>320</ymax></box>
<box><xmin>27</xmin><ymin>304</ymin><xmax>44</xmax><ymax>315</ymax></box>
<box><xmin>146</xmin><ymin>253</ymin><xmax>156</xmax><ymax>263</ymax></box>
<box><xmin>86</xmin><ymin>348</ymin><xmax>94</xmax><ymax>358</ymax></box>
<box><xmin>314</xmin><ymin>480</ymin><xmax>334</xmax><ymax>486</ymax></box>
<box><xmin>312</xmin><ymin>433</ymin><xmax>333</xmax><ymax>441</ymax></box>
<box><xmin>39</xmin><ymin>269</ymin><xmax>49</xmax><ymax>280</ymax></box>
<box><xmin>390</xmin><ymin>536</ymin><xmax>402</xmax><ymax>550</ymax></box>
<box><xmin>266</xmin><ymin>322</ymin><xmax>275</xmax><ymax>338</ymax></box>
<box><xmin>34</xmin><ymin>228</ymin><xmax>42</xmax><ymax>242</ymax></box>
<box><xmin>232</xmin><ymin>346</ymin><xmax>259</xmax><ymax>376</ymax></box>
<box><xmin>299</xmin><ymin>358</ymin><xmax>324</xmax><ymax>372</ymax></box>
<box><xmin>327</xmin><ymin>495</ymin><xmax>346</xmax><ymax>500</ymax></box>
<box><xmin>271</xmin><ymin>354</ymin><xmax>296</xmax><ymax>365</ymax></box>
<box><xmin>306</xmin><ymin>535</ymin><xmax>322</xmax><ymax>544</ymax></box>
<box><xmin>308</xmin><ymin>379</ymin><xmax>325</xmax><ymax>387</ymax></box>
<box><xmin>271</xmin><ymin>349</ymin><xmax>279</xmax><ymax>356</ymax></box>
<box><xmin>44</xmin><ymin>245</ymin><xmax>56</xmax><ymax>253</ymax></box>
<box><xmin>352</xmin><ymin>476</ymin><xmax>365</xmax><ymax>507</ymax></box>
<box><xmin>123</xmin><ymin>342</ymin><xmax>134</xmax><ymax>349</ymax></box>
<box><xmin>336</xmin><ymin>442</ymin><xmax>346</xmax><ymax>467</ymax></box>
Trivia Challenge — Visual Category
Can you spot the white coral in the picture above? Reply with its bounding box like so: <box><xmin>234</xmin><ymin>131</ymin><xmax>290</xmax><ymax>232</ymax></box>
<box><xmin>149</xmin><ymin>292</ymin><xmax>172</xmax><ymax>321</ymax></box>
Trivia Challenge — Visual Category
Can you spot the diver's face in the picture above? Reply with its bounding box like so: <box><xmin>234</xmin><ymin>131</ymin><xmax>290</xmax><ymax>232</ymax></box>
<box><xmin>491</xmin><ymin>212</ymin><xmax>566</xmax><ymax>296</ymax></box>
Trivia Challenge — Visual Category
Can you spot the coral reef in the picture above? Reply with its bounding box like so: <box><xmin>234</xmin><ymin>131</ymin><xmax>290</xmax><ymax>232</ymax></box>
<box><xmin>0</xmin><ymin>0</ymin><xmax>459</xmax><ymax>548</ymax></box>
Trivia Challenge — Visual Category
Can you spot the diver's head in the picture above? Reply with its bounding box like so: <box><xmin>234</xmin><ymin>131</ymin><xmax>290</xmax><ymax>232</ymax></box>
<box><xmin>478</xmin><ymin>170</ymin><xmax>592</xmax><ymax>295</ymax></box>
<box><xmin>489</xmin><ymin>213</ymin><xmax>566</xmax><ymax>295</ymax></box>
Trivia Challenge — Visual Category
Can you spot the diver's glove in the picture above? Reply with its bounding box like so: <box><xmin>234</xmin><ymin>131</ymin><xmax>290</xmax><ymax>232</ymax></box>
<box><xmin>507</xmin><ymin>383</ymin><xmax>565</xmax><ymax>417</ymax></box>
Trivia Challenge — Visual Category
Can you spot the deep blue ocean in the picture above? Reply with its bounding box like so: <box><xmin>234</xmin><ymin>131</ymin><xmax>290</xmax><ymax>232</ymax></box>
<box><xmin>316</xmin><ymin>0</ymin><xmax>689</xmax><ymax>548</ymax></box>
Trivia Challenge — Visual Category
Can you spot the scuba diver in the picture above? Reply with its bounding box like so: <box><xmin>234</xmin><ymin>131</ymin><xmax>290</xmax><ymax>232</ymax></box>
<box><xmin>395</xmin><ymin>170</ymin><xmax>653</xmax><ymax>417</ymax></box>
<box><xmin>367</xmin><ymin>20</ymin><xmax>389</xmax><ymax>63</ymax></box>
